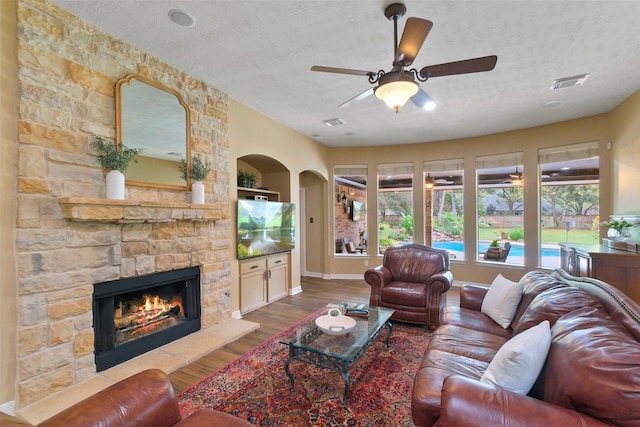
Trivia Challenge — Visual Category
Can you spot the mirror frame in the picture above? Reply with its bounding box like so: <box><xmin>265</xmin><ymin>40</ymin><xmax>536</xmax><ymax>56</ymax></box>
<box><xmin>115</xmin><ymin>74</ymin><xmax>192</xmax><ymax>190</ymax></box>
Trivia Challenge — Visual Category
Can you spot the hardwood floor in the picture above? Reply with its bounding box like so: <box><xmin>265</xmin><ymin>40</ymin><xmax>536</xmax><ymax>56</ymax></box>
<box><xmin>169</xmin><ymin>276</ymin><xmax>460</xmax><ymax>393</ymax></box>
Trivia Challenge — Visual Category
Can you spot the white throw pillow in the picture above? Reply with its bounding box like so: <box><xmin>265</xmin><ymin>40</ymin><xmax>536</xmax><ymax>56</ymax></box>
<box><xmin>480</xmin><ymin>320</ymin><xmax>551</xmax><ymax>395</ymax></box>
<box><xmin>481</xmin><ymin>274</ymin><xmax>523</xmax><ymax>328</ymax></box>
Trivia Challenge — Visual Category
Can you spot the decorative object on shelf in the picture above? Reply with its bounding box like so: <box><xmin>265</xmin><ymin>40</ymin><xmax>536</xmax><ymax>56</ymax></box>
<box><xmin>602</xmin><ymin>217</ymin><xmax>633</xmax><ymax>241</ymax></box>
<box><xmin>91</xmin><ymin>135</ymin><xmax>139</xmax><ymax>200</ymax></box>
<box><xmin>180</xmin><ymin>154</ymin><xmax>211</xmax><ymax>204</ymax></box>
<box><xmin>315</xmin><ymin>308</ymin><xmax>356</xmax><ymax>335</ymax></box>
<box><xmin>237</xmin><ymin>169</ymin><xmax>257</xmax><ymax>188</ymax></box>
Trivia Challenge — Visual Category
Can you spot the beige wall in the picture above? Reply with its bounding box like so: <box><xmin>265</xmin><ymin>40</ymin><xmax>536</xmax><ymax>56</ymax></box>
<box><xmin>609</xmin><ymin>90</ymin><xmax>640</xmax><ymax>214</ymax></box>
<box><xmin>229</xmin><ymin>99</ymin><xmax>329</xmax><ymax>312</ymax></box>
<box><xmin>1</xmin><ymin>0</ymin><xmax>18</xmax><ymax>408</ymax></box>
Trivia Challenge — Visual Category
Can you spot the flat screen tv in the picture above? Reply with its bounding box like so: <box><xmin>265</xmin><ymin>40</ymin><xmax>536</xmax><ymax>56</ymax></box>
<box><xmin>237</xmin><ymin>200</ymin><xmax>296</xmax><ymax>260</ymax></box>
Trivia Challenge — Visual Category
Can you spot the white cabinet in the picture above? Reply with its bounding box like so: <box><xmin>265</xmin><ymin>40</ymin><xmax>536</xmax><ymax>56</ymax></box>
<box><xmin>267</xmin><ymin>253</ymin><xmax>289</xmax><ymax>302</ymax></box>
<box><xmin>239</xmin><ymin>258</ymin><xmax>267</xmax><ymax>313</ymax></box>
<box><xmin>239</xmin><ymin>253</ymin><xmax>290</xmax><ymax>314</ymax></box>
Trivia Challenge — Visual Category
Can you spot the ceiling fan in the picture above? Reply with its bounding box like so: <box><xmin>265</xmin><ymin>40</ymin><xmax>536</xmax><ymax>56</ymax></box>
<box><xmin>502</xmin><ymin>167</ymin><xmax>523</xmax><ymax>186</ymax></box>
<box><xmin>425</xmin><ymin>173</ymin><xmax>454</xmax><ymax>188</ymax></box>
<box><xmin>311</xmin><ymin>3</ymin><xmax>498</xmax><ymax>113</ymax></box>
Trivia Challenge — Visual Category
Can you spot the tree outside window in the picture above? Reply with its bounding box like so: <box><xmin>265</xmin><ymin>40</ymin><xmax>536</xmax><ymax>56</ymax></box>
<box><xmin>378</xmin><ymin>163</ymin><xmax>413</xmax><ymax>254</ymax></box>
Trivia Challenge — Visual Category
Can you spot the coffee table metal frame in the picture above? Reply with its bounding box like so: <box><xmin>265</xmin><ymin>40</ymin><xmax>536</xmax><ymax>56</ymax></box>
<box><xmin>280</xmin><ymin>306</ymin><xmax>394</xmax><ymax>408</ymax></box>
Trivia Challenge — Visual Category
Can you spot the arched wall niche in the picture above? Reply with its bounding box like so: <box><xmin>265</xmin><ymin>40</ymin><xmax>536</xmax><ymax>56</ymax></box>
<box><xmin>237</xmin><ymin>154</ymin><xmax>291</xmax><ymax>201</ymax></box>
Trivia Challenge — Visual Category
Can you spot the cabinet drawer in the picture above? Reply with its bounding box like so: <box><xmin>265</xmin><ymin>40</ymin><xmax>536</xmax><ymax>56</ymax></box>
<box><xmin>268</xmin><ymin>253</ymin><xmax>288</xmax><ymax>267</ymax></box>
<box><xmin>240</xmin><ymin>258</ymin><xmax>266</xmax><ymax>275</ymax></box>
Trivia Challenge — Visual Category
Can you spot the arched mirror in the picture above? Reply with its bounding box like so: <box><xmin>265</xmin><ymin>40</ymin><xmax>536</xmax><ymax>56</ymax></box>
<box><xmin>116</xmin><ymin>74</ymin><xmax>191</xmax><ymax>189</ymax></box>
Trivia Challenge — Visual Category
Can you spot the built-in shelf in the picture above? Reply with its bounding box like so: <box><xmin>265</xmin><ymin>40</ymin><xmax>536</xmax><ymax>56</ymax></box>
<box><xmin>237</xmin><ymin>187</ymin><xmax>280</xmax><ymax>201</ymax></box>
<box><xmin>58</xmin><ymin>197</ymin><xmax>228</xmax><ymax>223</ymax></box>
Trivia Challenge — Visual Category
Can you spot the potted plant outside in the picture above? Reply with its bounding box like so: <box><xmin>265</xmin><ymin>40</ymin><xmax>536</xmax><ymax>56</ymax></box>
<box><xmin>180</xmin><ymin>154</ymin><xmax>211</xmax><ymax>204</ymax></box>
<box><xmin>91</xmin><ymin>135</ymin><xmax>139</xmax><ymax>200</ymax></box>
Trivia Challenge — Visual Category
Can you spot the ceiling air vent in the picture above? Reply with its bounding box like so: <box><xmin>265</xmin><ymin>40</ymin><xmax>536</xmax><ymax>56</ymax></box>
<box><xmin>551</xmin><ymin>74</ymin><xmax>590</xmax><ymax>90</ymax></box>
<box><xmin>323</xmin><ymin>118</ymin><xmax>345</xmax><ymax>127</ymax></box>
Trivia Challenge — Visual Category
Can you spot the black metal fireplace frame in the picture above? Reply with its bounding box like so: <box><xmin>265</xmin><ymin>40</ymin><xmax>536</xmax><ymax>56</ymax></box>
<box><xmin>93</xmin><ymin>266</ymin><xmax>201</xmax><ymax>371</ymax></box>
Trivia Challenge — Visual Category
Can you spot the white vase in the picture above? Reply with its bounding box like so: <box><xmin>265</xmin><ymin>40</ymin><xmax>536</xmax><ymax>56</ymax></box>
<box><xmin>105</xmin><ymin>170</ymin><xmax>125</xmax><ymax>200</ymax></box>
<box><xmin>192</xmin><ymin>181</ymin><xmax>205</xmax><ymax>204</ymax></box>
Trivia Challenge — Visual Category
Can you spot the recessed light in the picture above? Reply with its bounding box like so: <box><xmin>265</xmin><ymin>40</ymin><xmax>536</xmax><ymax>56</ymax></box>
<box><xmin>168</xmin><ymin>9</ymin><xmax>196</xmax><ymax>27</ymax></box>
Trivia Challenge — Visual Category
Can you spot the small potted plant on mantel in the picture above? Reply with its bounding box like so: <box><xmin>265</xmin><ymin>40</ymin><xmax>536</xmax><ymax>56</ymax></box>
<box><xmin>180</xmin><ymin>154</ymin><xmax>211</xmax><ymax>204</ymax></box>
<box><xmin>91</xmin><ymin>135</ymin><xmax>139</xmax><ymax>200</ymax></box>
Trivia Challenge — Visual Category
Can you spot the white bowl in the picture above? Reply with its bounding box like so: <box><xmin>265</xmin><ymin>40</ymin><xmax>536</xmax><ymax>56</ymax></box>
<box><xmin>315</xmin><ymin>312</ymin><xmax>356</xmax><ymax>336</ymax></box>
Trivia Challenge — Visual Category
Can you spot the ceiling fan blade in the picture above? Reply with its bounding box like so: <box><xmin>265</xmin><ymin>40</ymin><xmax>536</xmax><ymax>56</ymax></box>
<box><xmin>339</xmin><ymin>87</ymin><xmax>374</xmax><ymax>108</ymax></box>
<box><xmin>420</xmin><ymin>55</ymin><xmax>498</xmax><ymax>78</ymax></box>
<box><xmin>311</xmin><ymin>66</ymin><xmax>374</xmax><ymax>77</ymax></box>
<box><xmin>395</xmin><ymin>17</ymin><xmax>433</xmax><ymax>67</ymax></box>
<box><xmin>411</xmin><ymin>88</ymin><xmax>436</xmax><ymax>109</ymax></box>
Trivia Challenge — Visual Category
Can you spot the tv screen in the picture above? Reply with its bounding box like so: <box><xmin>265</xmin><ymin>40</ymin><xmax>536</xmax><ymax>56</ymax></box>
<box><xmin>237</xmin><ymin>200</ymin><xmax>295</xmax><ymax>260</ymax></box>
<box><xmin>351</xmin><ymin>200</ymin><xmax>365</xmax><ymax>221</ymax></box>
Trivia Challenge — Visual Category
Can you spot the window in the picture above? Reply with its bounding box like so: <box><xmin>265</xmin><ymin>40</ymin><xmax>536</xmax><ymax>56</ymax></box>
<box><xmin>334</xmin><ymin>166</ymin><xmax>367</xmax><ymax>255</ymax></box>
<box><xmin>378</xmin><ymin>163</ymin><xmax>413</xmax><ymax>255</ymax></box>
<box><xmin>539</xmin><ymin>142</ymin><xmax>599</xmax><ymax>268</ymax></box>
<box><xmin>424</xmin><ymin>159</ymin><xmax>464</xmax><ymax>260</ymax></box>
<box><xmin>477</xmin><ymin>153</ymin><xmax>524</xmax><ymax>265</ymax></box>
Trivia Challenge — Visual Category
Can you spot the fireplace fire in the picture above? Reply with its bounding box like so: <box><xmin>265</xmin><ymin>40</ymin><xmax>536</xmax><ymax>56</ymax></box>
<box><xmin>114</xmin><ymin>293</ymin><xmax>185</xmax><ymax>346</ymax></box>
<box><xmin>94</xmin><ymin>267</ymin><xmax>201</xmax><ymax>371</ymax></box>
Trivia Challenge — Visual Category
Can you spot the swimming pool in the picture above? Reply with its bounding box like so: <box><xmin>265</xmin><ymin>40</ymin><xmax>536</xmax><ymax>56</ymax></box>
<box><xmin>432</xmin><ymin>241</ymin><xmax>560</xmax><ymax>257</ymax></box>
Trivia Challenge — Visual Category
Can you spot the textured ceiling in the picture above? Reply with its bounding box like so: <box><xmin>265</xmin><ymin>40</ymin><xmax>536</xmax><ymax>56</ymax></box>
<box><xmin>51</xmin><ymin>0</ymin><xmax>640</xmax><ymax>148</ymax></box>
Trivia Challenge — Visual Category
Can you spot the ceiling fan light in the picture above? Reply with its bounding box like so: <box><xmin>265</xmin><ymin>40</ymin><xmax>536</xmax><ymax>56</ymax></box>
<box><xmin>375</xmin><ymin>80</ymin><xmax>419</xmax><ymax>112</ymax></box>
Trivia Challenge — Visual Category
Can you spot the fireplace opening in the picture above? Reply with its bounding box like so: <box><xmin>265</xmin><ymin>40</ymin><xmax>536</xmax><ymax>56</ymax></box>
<box><xmin>94</xmin><ymin>267</ymin><xmax>201</xmax><ymax>371</ymax></box>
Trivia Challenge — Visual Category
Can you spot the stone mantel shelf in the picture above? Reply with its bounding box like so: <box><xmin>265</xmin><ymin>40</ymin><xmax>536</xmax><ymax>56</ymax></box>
<box><xmin>58</xmin><ymin>197</ymin><xmax>228</xmax><ymax>223</ymax></box>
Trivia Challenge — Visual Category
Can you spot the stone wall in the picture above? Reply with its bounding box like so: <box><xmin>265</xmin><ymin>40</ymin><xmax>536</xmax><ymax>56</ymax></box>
<box><xmin>15</xmin><ymin>0</ymin><xmax>231</xmax><ymax>408</ymax></box>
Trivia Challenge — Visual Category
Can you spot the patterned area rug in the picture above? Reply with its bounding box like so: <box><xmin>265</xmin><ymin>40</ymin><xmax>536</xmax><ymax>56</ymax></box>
<box><xmin>177</xmin><ymin>307</ymin><xmax>431</xmax><ymax>426</ymax></box>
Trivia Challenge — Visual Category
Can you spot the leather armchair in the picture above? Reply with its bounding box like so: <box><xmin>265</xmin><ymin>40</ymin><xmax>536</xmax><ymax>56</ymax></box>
<box><xmin>364</xmin><ymin>244</ymin><xmax>453</xmax><ymax>327</ymax></box>
<box><xmin>1</xmin><ymin>369</ymin><xmax>254</xmax><ymax>427</ymax></box>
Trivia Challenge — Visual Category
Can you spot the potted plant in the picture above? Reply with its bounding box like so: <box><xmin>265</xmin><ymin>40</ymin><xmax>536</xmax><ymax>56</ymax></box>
<box><xmin>180</xmin><ymin>154</ymin><xmax>211</xmax><ymax>204</ymax></box>
<box><xmin>601</xmin><ymin>217</ymin><xmax>633</xmax><ymax>241</ymax></box>
<box><xmin>237</xmin><ymin>169</ymin><xmax>257</xmax><ymax>188</ymax></box>
<box><xmin>91</xmin><ymin>135</ymin><xmax>139</xmax><ymax>200</ymax></box>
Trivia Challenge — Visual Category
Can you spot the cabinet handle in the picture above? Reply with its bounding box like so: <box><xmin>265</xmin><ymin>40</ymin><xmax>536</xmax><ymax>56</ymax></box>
<box><xmin>250</xmin><ymin>265</ymin><xmax>259</xmax><ymax>269</ymax></box>
<box><xmin>269</xmin><ymin>269</ymin><xmax>272</xmax><ymax>279</ymax></box>
<box><xmin>274</xmin><ymin>260</ymin><xmax>282</xmax><ymax>264</ymax></box>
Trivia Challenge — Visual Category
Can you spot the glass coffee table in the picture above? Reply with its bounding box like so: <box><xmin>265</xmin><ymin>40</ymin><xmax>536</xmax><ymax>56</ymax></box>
<box><xmin>280</xmin><ymin>305</ymin><xmax>394</xmax><ymax>408</ymax></box>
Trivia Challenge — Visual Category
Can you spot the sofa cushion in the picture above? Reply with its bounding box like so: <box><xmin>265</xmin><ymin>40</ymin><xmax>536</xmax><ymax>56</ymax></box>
<box><xmin>513</xmin><ymin>286</ymin><xmax>605</xmax><ymax>334</ymax></box>
<box><xmin>481</xmin><ymin>274</ymin><xmax>523</xmax><ymax>328</ymax></box>
<box><xmin>440</xmin><ymin>306</ymin><xmax>513</xmax><ymax>338</ymax></box>
<box><xmin>428</xmin><ymin>324</ymin><xmax>508</xmax><ymax>363</ymax></box>
<box><xmin>412</xmin><ymin>349</ymin><xmax>490</xmax><ymax>427</ymax></box>
<box><xmin>381</xmin><ymin>281</ymin><xmax>427</xmax><ymax>306</ymax></box>
<box><xmin>510</xmin><ymin>271</ymin><xmax>568</xmax><ymax>328</ymax></box>
<box><xmin>536</xmin><ymin>307</ymin><xmax>640</xmax><ymax>427</ymax></box>
<box><xmin>480</xmin><ymin>320</ymin><xmax>551</xmax><ymax>395</ymax></box>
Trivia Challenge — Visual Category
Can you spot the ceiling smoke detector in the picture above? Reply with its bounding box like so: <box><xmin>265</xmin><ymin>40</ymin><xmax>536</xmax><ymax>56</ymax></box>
<box><xmin>551</xmin><ymin>74</ymin><xmax>590</xmax><ymax>90</ymax></box>
<box><xmin>323</xmin><ymin>118</ymin><xmax>345</xmax><ymax>127</ymax></box>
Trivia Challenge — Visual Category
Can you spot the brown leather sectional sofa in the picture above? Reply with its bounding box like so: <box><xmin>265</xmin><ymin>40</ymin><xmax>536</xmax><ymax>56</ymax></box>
<box><xmin>412</xmin><ymin>269</ymin><xmax>640</xmax><ymax>427</ymax></box>
<box><xmin>1</xmin><ymin>369</ymin><xmax>253</xmax><ymax>427</ymax></box>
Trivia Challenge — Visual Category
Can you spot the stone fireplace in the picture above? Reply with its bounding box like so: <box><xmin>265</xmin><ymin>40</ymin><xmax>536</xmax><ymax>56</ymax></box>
<box><xmin>14</xmin><ymin>0</ymin><xmax>231</xmax><ymax>410</ymax></box>
<box><xmin>93</xmin><ymin>266</ymin><xmax>201</xmax><ymax>372</ymax></box>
